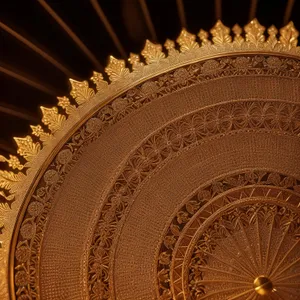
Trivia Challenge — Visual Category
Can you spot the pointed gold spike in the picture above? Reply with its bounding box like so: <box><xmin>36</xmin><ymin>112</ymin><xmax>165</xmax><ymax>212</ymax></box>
<box><xmin>198</xmin><ymin>29</ymin><xmax>211</xmax><ymax>45</ymax></box>
<box><xmin>0</xmin><ymin>155</ymin><xmax>23</xmax><ymax>170</ymax></box>
<box><xmin>128</xmin><ymin>53</ymin><xmax>144</xmax><ymax>70</ymax></box>
<box><xmin>69</xmin><ymin>79</ymin><xmax>95</xmax><ymax>105</ymax></box>
<box><xmin>267</xmin><ymin>25</ymin><xmax>279</xmax><ymax>48</ymax></box>
<box><xmin>40</xmin><ymin>106</ymin><xmax>66</xmax><ymax>133</ymax></box>
<box><xmin>176</xmin><ymin>29</ymin><xmax>199</xmax><ymax>52</ymax></box>
<box><xmin>57</xmin><ymin>96</ymin><xmax>77</xmax><ymax>116</ymax></box>
<box><xmin>141</xmin><ymin>40</ymin><xmax>165</xmax><ymax>64</ymax></box>
<box><xmin>210</xmin><ymin>20</ymin><xmax>232</xmax><ymax>45</ymax></box>
<box><xmin>232</xmin><ymin>24</ymin><xmax>244</xmax><ymax>45</ymax></box>
<box><xmin>0</xmin><ymin>170</ymin><xmax>24</xmax><ymax>196</ymax></box>
<box><xmin>30</xmin><ymin>125</ymin><xmax>52</xmax><ymax>142</ymax></box>
<box><xmin>105</xmin><ymin>56</ymin><xmax>130</xmax><ymax>82</ymax></box>
<box><xmin>280</xmin><ymin>21</ymin><xmax>299</xmax><ymax>49</ymax></box>
<box><xmin>90</xmin><ymin>72</ymin><xmax>108</xmax><ymax>92</ymax></box>
<box><xmin>14</xmin><ymin>136</ymin><xmax>40</xmax><ymax>161</ymax></box>
<box><xmin>164</xmin><ymin>39</ymin><xmax>179</xmax><ymax>56</ymax></box>
<box><xmin>244</xmin><ymin>18</ymin><xmax>266</xmax><ymax>45</ymax></box>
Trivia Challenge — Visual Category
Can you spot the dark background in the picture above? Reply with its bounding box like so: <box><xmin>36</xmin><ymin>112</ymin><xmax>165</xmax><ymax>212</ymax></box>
<box><xmin>0</xmin><ymin>0</ymin><xmax>296</xmax><ymax>156</ymax></box>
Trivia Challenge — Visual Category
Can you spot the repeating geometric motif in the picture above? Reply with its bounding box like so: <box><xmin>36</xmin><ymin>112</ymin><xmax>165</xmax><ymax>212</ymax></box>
<box><xmin>11</xmin><ymin>55</ymin><xmax>300</xmax><ymax>299</ymax></box>
<box><xmin>88</xmin><ymin>100</ymin><xmax>300</xmax><ymax>300</ymax></box>
<box><xmin>156</xmin><ymin>176</ymin><xmax>300</xmax><ymax>299</ymax></box>
<box><xmin>188</xmin><ymin>202</ymin><xmax>300</xmax><ymax>299</ymax></box>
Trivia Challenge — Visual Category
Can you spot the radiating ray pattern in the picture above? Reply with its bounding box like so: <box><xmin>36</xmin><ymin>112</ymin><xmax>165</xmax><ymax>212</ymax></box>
<box><xmin>189</xmin><ymin>203</ymin><xmax>300</xmax><ymax>299</ymax></box>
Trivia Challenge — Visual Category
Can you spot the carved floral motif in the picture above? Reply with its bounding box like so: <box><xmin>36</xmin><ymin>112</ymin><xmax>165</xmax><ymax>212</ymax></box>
<box><xmin>188</xmin><ymin>203</ymin><xmax>300</xmax><ymax>298</ymax></box>
<box><xmin>88</xmin><ymin>99</ymin><xmax>300</xmax><ymax>299</ymax></box>
<box><xmin>0</xmin><ymin>18</ymin><xmax>299</xmax><ymax>300</ymax></box>
<box><xmin>1</xmin><ymin>20</ymin><xmax>300</xmax><ymax>210</ymax></box>
<box><xmin>10</xmin><ymin>55</ymin><xmax>300</xmax><ymax>299</ymax></box>
<box><xmin>156</xmin><ymin>173</ymin><xmax>300</xmax><ymax>299</ymax></box>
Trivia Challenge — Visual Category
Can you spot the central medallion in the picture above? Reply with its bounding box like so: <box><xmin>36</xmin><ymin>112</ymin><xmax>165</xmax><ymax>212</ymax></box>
<box><xmin>254</xmin><ymin>276</ymin><xmax>273</xmax><ymax>295</ymax></box>
<box><xmin>186</xmin><ymin>202</ymin><xmax>300</xmax><ymax>299</ymax></box>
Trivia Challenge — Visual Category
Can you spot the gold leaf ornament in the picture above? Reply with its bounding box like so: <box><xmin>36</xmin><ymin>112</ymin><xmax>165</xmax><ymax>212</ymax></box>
<box><xmin>280</xmin><ymin>21</ymin><xmax>299</xmax><ymax>50</ymax></box>
<box><xmin>141</xmin><ymin>40</ymin><xmax>165</xmax><ymax>64</ymax></box>
<box><xmin>0</xmin><ymin>170</ymin><xmax>25</xmax><ymax>197</ymax></box>
<box><xmin>14</xmin><ymin>136</ymin><xmax>40</xmax><ymax>161</ymax></box>
<box><xmin>30</xmin><ymin>125</ymin><xmax>51</xmax><ymax>142</ymax></box>
<box><xmin>105</xmin><ymin>56</ymin><xmax>130</xmax><ymax>82</ymax></box>
<box><xmin>57</xmin><ymin>96</ymin><xmax>77</xmax><ymax>115</ymax></box>
<box><xmin>176</xmin><ymin>29</ymin><xmax>199</xmax><ymax>52</ymax></box>
<box><xmin>244</xmin><ymin>18</ymin><xmax>266</xmax><ymax>45</ymax></box>
<box><xmin>70</xmin><ymin>79</ymin><xmax>95</xmax><ymax>105</ymax></box>
<box><xmin>0</xmin><ymin>171</ymin><xmax>22</xmax><ymax>192</ymax></box>
<box><xmin>266</xmin><ymin>25</ymin><xmax>279</xmax><ymax>48</ymax></box>
<box><xmin>164</xmin><ymin>39</ymin><xmax>178</xmax><ymax>55</ymax></box>
<box><xmin>128</xmin><ymin>53</ymin><xmax>144</xmax><ymax>70</ymax></box>
<box><xmin>198</xmin><ymin>29</ymin><xmax>212</xmax><ymax>46</ymax></box>
<box><xmin>41</xmin><ymin>106</ymin><xmax>66</xmax><ymax>133</ymax></box>
<box><xmin>90</xmin><ymin>72</ymin><xmax>108</xmax><ymax>92</ymax></box>
<box><xmin>210</xmin><ymin>20</ymin><xmax>232</xmax><ymax>45</ymax></box>
<box><xmin>0</xmin><ymin>190</ymin><xmax>14</xmax><ymax>202</ymax></box>
<box><xmin>0</xmin><ymin>155</ymin><xmax>23</xmax><ymax>170</ymax></box>
<box><xmin>232</xmin><ymin>24</ymin><xmax>244</xmax><ymax>45</ymax></box>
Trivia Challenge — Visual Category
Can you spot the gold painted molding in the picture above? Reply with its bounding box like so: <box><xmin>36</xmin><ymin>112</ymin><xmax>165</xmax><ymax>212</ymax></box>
<box><xmin>0</xmin><ymin>19</ymin><xmax>300</xmax><ymax>299</ymax></box>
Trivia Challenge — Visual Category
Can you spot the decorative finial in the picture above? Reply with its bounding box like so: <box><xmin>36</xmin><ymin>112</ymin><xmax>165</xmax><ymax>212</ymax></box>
<box><xmin>57</xmin><ymin>96</ymin><xmax>77</xmax><ymax>115</ymax></box>
<box><xmin>253</xmin><ymin>276</ymin><xmax>274</xmax><ymax>295</ymax></box>
<box><xmin>267</xmin><ymin>25</ymin><xmax>278</xmax><ymax>48</ymax></box>
<box><xmin>40</xmin><ymin>106</ymin><xmax>66</xmax><ymax>133</ymax></box>
<box><xmin>0</xmin><ymin>155</ymin><xmax>23</xmax><ymax>170</ymax></box>
<box><xmin>14</xmin><ymin>136</ymin><xmax>40</xmax><ymax>162</ymax></box>
<box><xmin>105</xmin><ymin>56</ymin><xmax>130</xmax><ymax>82</ymax></box>
<box><xmin>128</xmin><ymin>53</ymin><xmax>144</xmax><ymax>70</ymax></box>
<box><xmin>141</xmin><ymin>40</ymin><xmax>165</xmax><ymax>64</ymax></box>
<box><xmin>198</xmin><ymin>29</ymin><xmax>211</xmax><ymax>45</ymax></box>
<box><xmin>70</xmin><ymin>79</ymin><xmax>95</xmax><ymax>105</ymax></box>
<box><xmin>164</xmin><ymin>39</ymin><xmax>178</xmax><ymax>55</ymax></box>
<box><xmin>232</xmin><ymin>24</ymin><xmax>244</xmax><ymax>45</ymax></box>
<box><xmin>244</xmin><ymin>18</ymin><xmax>266</xmax><ymax>45</ymax></box>
<box><xmin>210</xmin><ymin>20</ymin><xmax>232</xmax><ymax>45</ymax></box>
<box><xmin>280</xmin><ymin>21</ymin><xmax>299</xmax><ymax>49</ymax></box>
<box><xmin>90</xmin><ymin>72</ymin><xmax>108</xmax><ymax>92</ymax></box>
<box><xmin>30</xmin><ymin>125</ymin><xmax>51</xmax><ymax>142</ymax></box>
<box><xmin>177</xmin><ymin>29</ymin><xmax>199</xmax><ymax>52</ymax></box>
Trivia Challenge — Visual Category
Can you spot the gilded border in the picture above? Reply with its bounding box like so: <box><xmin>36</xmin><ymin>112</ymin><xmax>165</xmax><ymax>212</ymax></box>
<box><xmin>1</xmin><ymin>19</ymin><xmax>300</xmax><ymax>299</ymax></box>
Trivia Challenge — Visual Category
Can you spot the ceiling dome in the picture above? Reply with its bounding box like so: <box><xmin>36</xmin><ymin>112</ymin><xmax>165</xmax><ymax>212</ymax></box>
<box><xmin>1</xmin><ymin>2</ymin><xmax>300</xmax><ymax>299</ymax></box>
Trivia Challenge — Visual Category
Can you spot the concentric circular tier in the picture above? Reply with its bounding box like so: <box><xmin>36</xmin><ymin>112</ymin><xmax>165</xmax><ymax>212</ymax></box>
<box><xmin>2</xmin><ymin>30</ymin><xmax>300</xmax><ymax>299</ymax></box>
<box><xmin>188</xmin><ymin>202</ymin><xmax>300</xmax><ymax>299</ymax></box>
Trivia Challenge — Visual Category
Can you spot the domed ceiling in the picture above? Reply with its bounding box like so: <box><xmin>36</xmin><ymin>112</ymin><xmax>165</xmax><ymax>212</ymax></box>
<box><xmin>1</xmin><ymin>1</ymin><xmax>300</xmax><ymax>300</ymax></box>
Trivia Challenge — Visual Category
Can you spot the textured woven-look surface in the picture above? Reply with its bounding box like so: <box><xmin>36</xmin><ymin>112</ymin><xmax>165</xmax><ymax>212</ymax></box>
<box><xmin>12</xmin><ymin>55</ymin><xmax>300</xmax><ymax>299</ymax></box>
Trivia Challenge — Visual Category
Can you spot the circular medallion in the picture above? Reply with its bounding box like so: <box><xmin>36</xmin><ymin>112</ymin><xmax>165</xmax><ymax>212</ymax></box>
<box><xmin>186</xmin><ymin>202</ymin><xmax>300</xmax><ymax>299</ymax></box>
